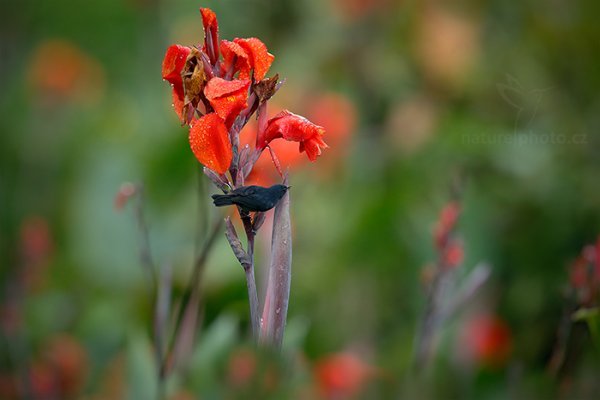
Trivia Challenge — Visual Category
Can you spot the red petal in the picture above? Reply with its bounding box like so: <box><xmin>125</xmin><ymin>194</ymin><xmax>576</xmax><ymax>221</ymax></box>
<box><xmin>303</xmin><ymin>138</ymin><xmax>321</xmax><ymax>161</ymax></box>
<box><xmin>171</xmin><ymin>86</ymin><xmax>185</xmax><ymax>121</ymax></box>
<box><xmin>234</xmin><ymin>38</ymin><xmax>274</xmax><ymax>82</ymax></box>
<box><xmin>220</xmin><ymin>40</ymin><xmax>251</xmax><ymax>78</ymax></box>
<box><xmin>189</xmin><ymin>113</ymin><xmax>232</xmax><ymax>174</ymax></box>
<box><xmin>200</xmin><ymin>8</ymin><xmax>219</xmax><ymax>63</ymax></box>
<box><xmin>204</xmin><ymin>78</ymin><xmax>250</xmax><ymax>126</ymax></box>
<box><xmin>200</xmin><ymin>8</ymin><xmax>217</xmax><ymax>29</ymax></box>
<box><xmin>162</xmin><ymin>45</ymin><xmax>190</xmax><ymax>86</ymax></box>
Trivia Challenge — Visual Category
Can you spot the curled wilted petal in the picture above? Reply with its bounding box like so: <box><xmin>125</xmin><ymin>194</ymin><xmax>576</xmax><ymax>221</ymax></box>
<box><xmin>179</xmin><ymin>48</ymin><xmax>208</xmax><ymax>123</ymax></box>
<box><xmin>253</xmin><ymin>74</ymin><xmax>279</xmax><ymax>103</ymax></box>
<box><xmin>204</xmin><ymin>78</ymin><xmax>250</xmax><ymax>127</ymax></box>
<box><xmin>234</xmin><ymin>38</ymin><xmax>274</xmax><ymax>82</ymax></box>
<box><xmin>162</xmin><ymin>44</ymin><xmax>191</xmax><ymax>86</ymax></box>
<box><xmin>189</xmin><ymin>113</ymin><xmax>232</xmax><ymax>174</ymax></box>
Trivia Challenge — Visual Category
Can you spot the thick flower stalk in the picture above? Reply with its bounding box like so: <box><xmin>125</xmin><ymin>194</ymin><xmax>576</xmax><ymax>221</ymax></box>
<box><xmin>162</xmin><ymin>8</ymin><xmax>327</xmax><ymax>347</ymax></box>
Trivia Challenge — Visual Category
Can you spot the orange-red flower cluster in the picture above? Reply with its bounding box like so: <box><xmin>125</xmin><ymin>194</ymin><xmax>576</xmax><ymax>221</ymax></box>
<box><xmin>162</xmin><ymin>8</ymin><xmax>326</xmax><ymax>178</ymax></box>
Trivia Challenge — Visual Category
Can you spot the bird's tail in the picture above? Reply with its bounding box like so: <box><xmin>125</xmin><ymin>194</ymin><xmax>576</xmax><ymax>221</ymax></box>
<box><xmin>212</xmin><ymin>194</ymin><xmax>233</xmax><ymax>207</ymax></box>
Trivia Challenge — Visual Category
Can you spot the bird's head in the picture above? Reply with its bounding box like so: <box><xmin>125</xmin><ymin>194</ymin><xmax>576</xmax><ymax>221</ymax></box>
<box><xmin>269</xmin><ymin>184</ymin><xmax>290</xmax><ymax>200</ymax></box>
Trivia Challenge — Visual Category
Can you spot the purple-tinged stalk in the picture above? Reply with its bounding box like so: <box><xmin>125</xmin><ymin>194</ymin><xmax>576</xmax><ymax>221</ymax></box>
<box><xmin>260</xmin><ymin>177</ymin><xmax>292</xmax><ymax>348</ymax></box>
<box><xmin>414</xmin><ymin>199</ymin><xmax>490</xmax><ymax>369</ymax></box>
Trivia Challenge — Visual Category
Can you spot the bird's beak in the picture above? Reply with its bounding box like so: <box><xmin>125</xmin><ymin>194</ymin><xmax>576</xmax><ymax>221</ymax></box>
<box><xmin>286</xmin><ymin>185</ymin><xmax>292</xmax><ymax>190</ymax></box>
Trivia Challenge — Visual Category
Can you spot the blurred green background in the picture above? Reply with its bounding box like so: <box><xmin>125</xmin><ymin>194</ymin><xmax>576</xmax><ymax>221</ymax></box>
<box><xmin>2</xmin><ymin>0</ymin><xmax>600</xmax><ymax>398</ymax></box>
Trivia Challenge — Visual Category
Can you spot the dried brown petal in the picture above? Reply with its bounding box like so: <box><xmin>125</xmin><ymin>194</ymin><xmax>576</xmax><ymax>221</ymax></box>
<box><xmin>253</xmin><ymin>74</ymin><xmax>279</xmax><ymax>103</ymax></box>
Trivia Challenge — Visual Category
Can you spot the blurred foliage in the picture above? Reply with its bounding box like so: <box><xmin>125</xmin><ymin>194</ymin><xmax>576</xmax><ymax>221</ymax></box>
<box><xmin>1</xmin><ymin>0</ymin><xmax>600</xmax><ymax>398</ymax></box>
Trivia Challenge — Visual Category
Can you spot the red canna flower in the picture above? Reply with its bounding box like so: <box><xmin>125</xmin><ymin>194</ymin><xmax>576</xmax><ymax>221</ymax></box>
<box><xmin>204</xmin><ymin>77</ymin><xmax>250</xmax><ymax>127</ymax></box>
<box><xmin>189</xmin><ymin>113</ymin><xmax>232</xmax><ymax>174</ymax></box>
<box><xmin>260</xmin><ymin>110</ymin><xmax>327</xmax><ymax>161</ymax></box>
<box><xmin>163</xmin><ymin>7</ymin><xmax>326</xmax><ymax>180</ymax></box>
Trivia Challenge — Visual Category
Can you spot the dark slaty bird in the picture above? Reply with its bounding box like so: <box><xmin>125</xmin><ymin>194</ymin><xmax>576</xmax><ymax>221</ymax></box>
<box><xmin>212</xmin><ymin>184</ymin><xmax>289</xmax><ymax>212</ymax></box>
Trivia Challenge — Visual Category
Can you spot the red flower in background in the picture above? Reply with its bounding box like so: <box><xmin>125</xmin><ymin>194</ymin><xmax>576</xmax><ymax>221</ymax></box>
<box><xmin>459</xmin><ymin>314</ymin><xmax>512</xmax><ymax>369</ymax></box>
<box><xmin>568</xmin><ymin>237</ymin><xmax>600</xmax><ymax>305</ymax></box>
<box><xmin>434</xmin><ymin>201</ymin><xmax>460</xmax><ymax>249</ymax></box>
<box><xmin>19</xmin><ymin>216</ymin><xmax>54</xmax><ymax>291</ymax></box>
<box><xmin>28</xmin><ymin>39</ymin><xmax>105</xmax><ymax>104</ymax></box>
<box><xmin>314</xmin><ymin>352</ymin><xmax>374</xmax><ymax>399</ymax></box>
<box><xmin>227</xmin><ymin>348</ymin><xmax>257</xmax><ymax>387</ymax></box>
<box><xmin>306</xmin><ymin>93</ymin><xmax>355</xmax><ymax>158</ymax></box>
<box><xmin>443</xmin><ymin>239</ymin><xmax>464</xmax><ymax>268</ymax></box>
<box><xmin>596</xmin><ymin>236</ymin><xmax>600</xmax><ymax>281</ymax></box>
